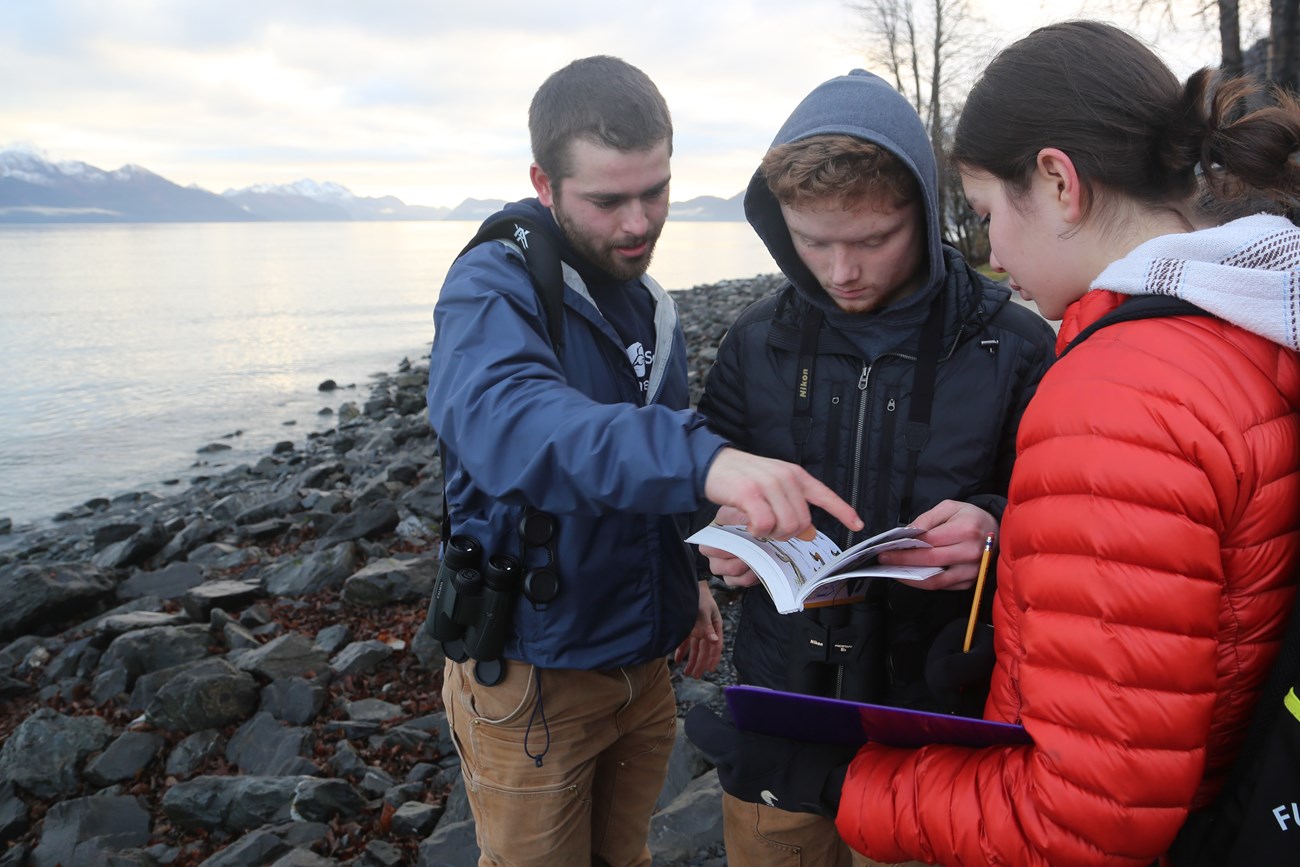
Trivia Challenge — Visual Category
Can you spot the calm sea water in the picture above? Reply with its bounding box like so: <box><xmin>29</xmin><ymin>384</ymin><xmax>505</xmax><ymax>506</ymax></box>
<box><xmin>0</xmin><ymin>220</ymin><xmax>777</xmax><ymax>527</ymax></box>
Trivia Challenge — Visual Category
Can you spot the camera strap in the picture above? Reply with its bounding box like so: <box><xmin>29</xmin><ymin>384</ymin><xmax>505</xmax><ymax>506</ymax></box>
<box><xmin>791</xmin><ymin>307</ymin><xmax>824</xmax><ymax>466</ymax></box>
<box><xmin>897</xmin><ymin>291</ymin><xmax>945</xmax><ymax>524</ymax></box>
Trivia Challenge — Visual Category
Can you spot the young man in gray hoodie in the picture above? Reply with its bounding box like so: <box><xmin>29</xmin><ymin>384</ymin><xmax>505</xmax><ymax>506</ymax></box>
<box><xmin>693</xmin><ymin>69</ymin><xmax>1056</xmax><ymax>866</ymax></box>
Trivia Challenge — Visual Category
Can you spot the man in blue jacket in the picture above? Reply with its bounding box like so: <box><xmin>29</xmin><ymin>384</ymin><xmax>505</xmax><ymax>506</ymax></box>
<box><xmin>692</xmin><ymin>70</ymin><xmax>1057</xmax><ymax>866</ymax></box>
<box><xmin>426</xmin><ymin>55</ymin><xmax>861</xmax><ymax>867</ymax></box>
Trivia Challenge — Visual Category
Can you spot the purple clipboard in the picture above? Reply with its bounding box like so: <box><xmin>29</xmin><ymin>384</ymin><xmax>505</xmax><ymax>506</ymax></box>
<box><xmin>725</xmin><ymin>684</ymin><xmax>1031</xmax><ymax>749</ymax></box>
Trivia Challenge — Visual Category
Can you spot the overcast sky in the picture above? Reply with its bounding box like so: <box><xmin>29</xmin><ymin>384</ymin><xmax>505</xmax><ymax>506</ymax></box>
<box><xmin>2</xmin><ymin>1</ymin><xmax>1228</xmax><ymax>208</ymax></box>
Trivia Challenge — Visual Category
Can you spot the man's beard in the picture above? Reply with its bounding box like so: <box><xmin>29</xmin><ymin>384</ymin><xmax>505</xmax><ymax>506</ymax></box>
<box><xmin>553</xmin><ymin>205</ymin><xmax>661</xmax><ymax>281</ymax></box>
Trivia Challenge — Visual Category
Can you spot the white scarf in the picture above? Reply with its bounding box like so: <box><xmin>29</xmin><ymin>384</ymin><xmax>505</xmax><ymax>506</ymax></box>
<box><xmin>1093</xmin><ymin>213</ymin><xmax>1300</xmax><ymax>350</ymax></box>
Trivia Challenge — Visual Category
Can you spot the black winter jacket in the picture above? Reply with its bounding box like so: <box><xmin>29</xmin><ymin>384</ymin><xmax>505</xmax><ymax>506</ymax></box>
<box><xmin>700</xmin><ymin>248</ymin><xmax>1055</xmax><ymax>708</ymax></box>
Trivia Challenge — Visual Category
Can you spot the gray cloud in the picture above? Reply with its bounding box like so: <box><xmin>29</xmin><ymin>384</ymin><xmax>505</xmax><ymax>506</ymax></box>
<box><xmin>1</xmin><ymin>1</ymin><xmax>1212</xmax><ymax>208</ymax></box>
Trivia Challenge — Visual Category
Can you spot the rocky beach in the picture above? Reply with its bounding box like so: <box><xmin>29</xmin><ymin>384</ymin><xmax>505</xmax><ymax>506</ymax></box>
<box><xmin>0</xmin><ymin>275</ymin><xmax>784</xmax><ymax>867</ymax></box>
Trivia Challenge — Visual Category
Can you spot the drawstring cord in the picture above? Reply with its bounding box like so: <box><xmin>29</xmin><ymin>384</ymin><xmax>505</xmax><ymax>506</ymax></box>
<box><xmin>523</xmin><ymin>668</ymin><xmax>550</xmax><ymax>767</ymax></box>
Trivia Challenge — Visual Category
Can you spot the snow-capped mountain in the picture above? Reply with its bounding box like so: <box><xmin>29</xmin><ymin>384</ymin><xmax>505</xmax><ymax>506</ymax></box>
<box><xmin>0</xmin><ymin>150</ymin><xmax>252</xmax><ymax>223</ymax></box>
<box><xmin>0</xmin><ymin>147</ymin><xmax>745</xmax><ymax>223</ymax></box>
<box><xmin>0</xmin><ymin>149</ymin><xmax>447</xmax><ymax>223</ymax></box>
<box><xmin>221</xmin><ymin>179</ymin><xmax>449</xmax><ymax>221</ymax></box>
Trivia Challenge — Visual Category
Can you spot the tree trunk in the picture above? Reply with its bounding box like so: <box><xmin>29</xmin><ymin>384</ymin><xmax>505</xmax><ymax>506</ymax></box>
<box><xmin>1271</xmin><ymin>0</ymin><xmax>1299</xmax><ymax>92</ymax></box>
<box><xmin>1219</xmin><ymin>0</ymin><xmax>1243</xmax><ymax>75</ymax></box>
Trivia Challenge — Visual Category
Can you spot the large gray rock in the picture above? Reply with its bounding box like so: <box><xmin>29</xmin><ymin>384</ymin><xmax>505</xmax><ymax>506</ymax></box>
<box><xmin>330</xmin><ymin>639</ymin><xmax>393</xmax><ymax>677</ymax></box>
<box><xmin>260</xmin><ymin>676</ymin><xmax>328</xmax><ymax>725</ymax></box>
<box><xmin>236</xmin><ymin>633</ymin><xmax>331</xmax><ymax>681</ymax></box>
<box><xmin>269</xmin><ymin>849</ymin><xmax>336</xmax><ymax>867</ymax></box>
<box><xmin>0</xmin><ymin>781</ymin><xmax>29</xmax><ymax>841</ymax></box>
<box><xmin>96</xmin><ymin>610</ymin><xmax>194</xmax><ymax>640</ymax></box>
<box><xmin>341</xmin><ymin>556</ymin><xmax>437</xmax><ymax>607</ymax></box>
<box><xmin>165</xmin><ymin>730</ymin><xmax>226</xmax><ymax>779</ymax></box>
<box><xmin>417</xmin><ymin>819</ymin><xmax>479</xmax><ymax>867</ymax></box>
<box><xmin>83</xmin><ymin>730</ymin><xmax>166</xmax><ymax>787</ymax></box>
<box><xmin>0</xmin><ymin>843</ymin><xmax>29</xmax><ymax>867</ymax></box>
<box><xmin>92</xmin><ymin>523</ymin><xmax>170</xmax><ymax>570</ymax></box>
<box><xmin>93</xmin><ymin>523</ymin><xmax>142</xmax><ymax>552</ymax></box>
<box><xmin>290</xmin><ymin>777</ymin><xmax>366</xmax><ymax>823</ymax></box>
<box><xmin>161</xmin><ymin>775</ymin><xmax>302</xmax><ymax>831</ymax></box>
<box><xmin>43</xmin><ymin>636</ymin><xmax>99</xmax><ymax>681</ymax></box>
<box><xmin>128</xmin><ymin>658</ymin><xmax>212</xmax><ymax>713</ymax></box>
<box><xmin>346</xmin><ymin>697</ymin><xmax>404</xmax><ymax>723</ymax></box>
<box><xmin>262</xmin><ymin>543</ymin><xmax>360</xmax><ymax>596</ymax></box>
<box><xmin>233</xmin><ymin>493</ymin><xmax>302</xmax><ymax>527</ymax></box>
<box><xmin>30</xmin><ymin>795</ymin><xmax>151</xmax><ymax>867</ymax></box>
<box><xmin>316</xmin><ymin>500</ymin><xmax>398</xmax><ymax>549</ymax></box>
<box><xmin>146</xmin><ymin>658</ymin><xmax>259</xmax><ymax>732</ymax></box>
<box><xmin>0</xmin><ymin>562</ymin><xmax>115</xmax><ymax>640</ymax></box>
<box><xmin>98</xmin><ymin>624</ymin><xmax>212</xmax><ymax>683</ymax></box>
<box><xmin>0</xmin><ymin>708</ymin><xmax>112</xmax><ymax>798</ymax></box>
<box><xmin>196</xmin><ymin>828</ymin><xmax>289</xmax><ymax>867</ymax></box>
<box><xmin>439</xmin><ymin>775</ymin><xmax>472</xmax><ymax>826</ymax></box>
<box><xmin>0</xmin><ymin>635</ymin><xmax>43</xmax><ymax>675</ymax></box>
<box><xmin>655</xmin><ymin>719</ymin><xmax>710</xmax><ymax>812</ymax></box>
<box><xmin>328</xmin><ymin>740</ymin><xmax>368</xmax><ymax>779</ymax></box>
<box><xmin>390</xmin><ymin>801</ymin><xmax>439</xmax><ymax>837</ymax></box>
<box><xmin>181</xmin><ymin>578</ymin><xmax>264</xmax><ymax>622</ymax></box>
<box><xmin>226</xmin><ymin>712</ymin><xmax>316</xmax><ymax>775</ymax></box>
<box><xmin>647</xmin><ymin>770</ymin><xmax>726</xmax><ymax>865</ymax></box>
<box><xmin>155</xmin><ymin>518</ymin><xmax>221</xmax><ymax>565</ymax></box>
<box><xmin>117</xmin><ymin>562</ymin><xmax>207</xmax><ymax>600</ymax></box>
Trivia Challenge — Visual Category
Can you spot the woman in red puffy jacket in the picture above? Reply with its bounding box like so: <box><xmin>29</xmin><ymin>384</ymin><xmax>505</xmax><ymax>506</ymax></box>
<box><xmin>688</xmin><ymin>20</ymin><xmax>1300</xmax><ymax>866</ymax></box>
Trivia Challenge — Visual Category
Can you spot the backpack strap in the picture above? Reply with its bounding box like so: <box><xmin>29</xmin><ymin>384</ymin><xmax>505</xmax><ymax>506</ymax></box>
<box><xmin>439</xmin><ymin>213</ymin><xmax>567</xmax><ymax>545</ymax></box>
<box><xmin>897</xmin><ymin>291</ymin><xmax>945</xmax><ymax>524</ymax></box>
<box><xmin>1168</xmin><ymin>582</ymin><xmax>1300</xmax><ymax>865</ymax></box>
<box><xmin>1059</xmin><ymin>295</ymin><xmax>1211</xmax><ymax>359</ymax></box>
<box><xmin>457</xmin><ymin>213</ymin><xmax>566</xmax><ymax>357</ymax></box>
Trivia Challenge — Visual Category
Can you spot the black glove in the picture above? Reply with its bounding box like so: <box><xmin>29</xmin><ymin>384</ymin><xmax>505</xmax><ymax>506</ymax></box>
<box><xmin>925</xmin><ymin>618</ymin><xmax>995</xmax><ymax>717</ymax></box>
<box><xmin>684</xmin><ymin>704</ymin><xmax>854</xmax><ymax>818</ymax></box>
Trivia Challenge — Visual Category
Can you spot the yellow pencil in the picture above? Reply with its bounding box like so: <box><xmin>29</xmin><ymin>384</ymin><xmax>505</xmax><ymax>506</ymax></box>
<box><xmin>963</xmin><ymin>533</ymin><xmax>996</xmax><ymax>652</ymax></box>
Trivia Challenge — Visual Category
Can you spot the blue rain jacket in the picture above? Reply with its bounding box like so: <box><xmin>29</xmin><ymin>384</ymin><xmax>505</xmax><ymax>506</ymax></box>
<box><xmin>427</xmin><ymin>200</ymin><xmax>728</xmax><ymax>669</ymax></box>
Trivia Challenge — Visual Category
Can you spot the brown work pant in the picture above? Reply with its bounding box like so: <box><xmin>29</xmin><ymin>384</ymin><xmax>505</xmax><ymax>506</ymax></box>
<box><xmin>723</xmin><ymin>792</ymin><xmax>932</xmax><ymax>867</ymax></box>
<box><xmin>444</xmin><ymin>657</ymin><xmax>676</xmax><ymax>867</ymax></box>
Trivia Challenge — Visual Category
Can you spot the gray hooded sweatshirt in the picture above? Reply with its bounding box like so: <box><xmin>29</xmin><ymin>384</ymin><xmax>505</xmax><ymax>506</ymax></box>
<box><xmin>743</xmin><ymin>68</ymin><xmax>949</xmax><ymax>361</ymax></box>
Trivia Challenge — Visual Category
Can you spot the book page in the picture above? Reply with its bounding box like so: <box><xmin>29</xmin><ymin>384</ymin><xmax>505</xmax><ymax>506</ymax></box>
<box><xmin>826</xmin><ymin>526</ymin><xmax>928</xmax><ymax>572</ymax></box>
<box><xmin>687</xmin><ymin>523</ymin><xmax>942</xmax><ymax>614</ymax></box>
<box><xmin>711</xmin><ymin>524</ymin><xmax>841</xmax><ymax>587</ymax></box>
<box><xmin>686</xmin><ymin>524</ymin><xmax>844</xmax><ymax>613</ymax></box>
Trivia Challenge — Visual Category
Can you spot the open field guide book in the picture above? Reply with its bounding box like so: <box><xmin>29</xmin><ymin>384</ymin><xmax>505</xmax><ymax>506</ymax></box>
<box><xmin>686</xmin><ymin>524</ymin><xmax>943</xmax><ymax>613</ymax></box>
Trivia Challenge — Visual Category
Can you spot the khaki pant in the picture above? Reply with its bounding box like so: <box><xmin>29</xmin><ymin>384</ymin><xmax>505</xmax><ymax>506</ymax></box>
<box><xmin>723</xmin><ymin>792</ymin><xmax>932</xmax><ymax>867</ymax></box>
<box><xmin>444</xmin><ymin>657</ymin><xmax>677</xmax><ymax>867</ymax></box>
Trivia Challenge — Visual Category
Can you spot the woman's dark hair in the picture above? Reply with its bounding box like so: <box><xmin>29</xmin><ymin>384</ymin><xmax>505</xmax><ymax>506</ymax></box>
<box><xmin>951</xmin><ymin>20</ymin><xmax>1300</xmax><ymax>221</ymax></box>
<box><xmin>528</xmin><ymin>55</ymin><xmax>673</xmax><ymax>186</ymax></box>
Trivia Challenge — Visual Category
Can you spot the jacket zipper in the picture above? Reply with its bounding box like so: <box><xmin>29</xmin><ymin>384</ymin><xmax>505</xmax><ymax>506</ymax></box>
<box><xmin>846</xmin><ymin>310</ymin><xmax>973</xmax><ymax>538</ymax></box>
<box><xmin>832</xmin><ymin>315</ymin><xmax>972</xmax><ymax>699</ymax></box>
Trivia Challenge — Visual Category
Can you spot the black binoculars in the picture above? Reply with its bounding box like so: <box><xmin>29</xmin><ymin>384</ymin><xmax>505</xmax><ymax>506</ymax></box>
<box><xmin>424</xmin><ymin>533</ymin><xmax>522</xmax><ymax>686</ymax></box>
<box><xmin>784</xmin><ymin>598</ymin><xmax>885</xmax><ymax>702</ymax></box>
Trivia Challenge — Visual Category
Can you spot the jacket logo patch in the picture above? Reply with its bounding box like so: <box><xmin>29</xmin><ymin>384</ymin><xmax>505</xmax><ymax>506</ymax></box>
<box><xmin>512</xmin><ymin>224</ymin><xmax>530</xmax><ymax>250</ymax></box>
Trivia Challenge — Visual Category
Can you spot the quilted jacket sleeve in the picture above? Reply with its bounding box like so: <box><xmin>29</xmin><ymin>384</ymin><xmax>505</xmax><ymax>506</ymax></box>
<box><xmin>836</xmin><ymin>313</ymin><xmax>1300</xmax><ymax>866</ymax></box>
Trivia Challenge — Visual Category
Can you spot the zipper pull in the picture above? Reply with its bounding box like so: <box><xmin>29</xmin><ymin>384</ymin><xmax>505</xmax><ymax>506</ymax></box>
<box><xmin>858</xmin><ymin>364</ymin><xmax>869</xmax><ymax>390</ymax></box>
<box><xmin>887</xmin><ymin>398</ymin><xmax>896</xmax><ymax>412</ymax></box>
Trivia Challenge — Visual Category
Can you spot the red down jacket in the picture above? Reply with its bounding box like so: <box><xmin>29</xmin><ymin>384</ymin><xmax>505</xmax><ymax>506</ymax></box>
<box><xmin>836</xmin><ymin>289</ymin><xmax>1300</xmax><ymax>866</ymax></box>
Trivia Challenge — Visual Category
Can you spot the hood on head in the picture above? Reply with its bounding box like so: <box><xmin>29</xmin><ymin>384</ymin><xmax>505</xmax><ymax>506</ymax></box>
<box><xmin>744</xmin><ymin>69</ymin><xmax>945</xmax><ymax>316</ymax></box>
